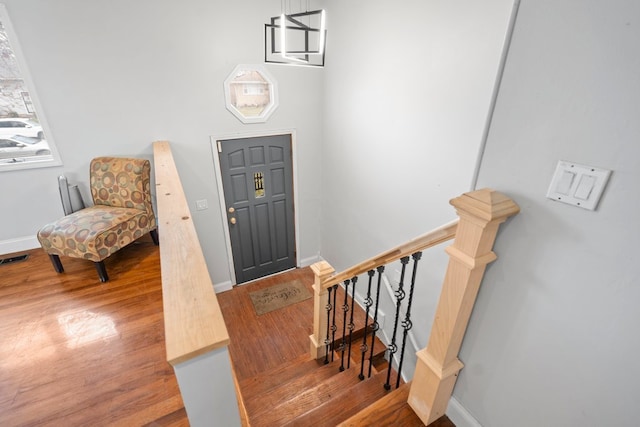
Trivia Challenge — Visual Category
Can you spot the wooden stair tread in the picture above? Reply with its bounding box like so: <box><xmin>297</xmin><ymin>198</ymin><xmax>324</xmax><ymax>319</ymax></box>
<box><xmin>284</xmin><ymin>369</ymin><xmax>391</xmax><ymax>427</ymax></box>
<box><xmin>239</xmin><ymin>353</ymin><xmax>323</xmax><ymax>400</ymax></box>
<box><xmin>326</xmin><ymin>346</ymin><xmax>384</xmax><ymax>378</ymax></box>
<box><xmin>310</xmin><ymin>282</ymin><xmax>389</xmax><ymax>371</ymax></box>
<box><xmin>337</xmin><ymin>382</ymin><xmax>425</xmax><ymax>427</ymax></box>
<box><xmin>248</xmin><ymin>363</ymin><xmax>371</xmax><ymax>426</ymax></box>
<box><xmin>244</xmin><ymin>359</ymin><xmax>346</xmax><ymax>420</ymax></box>
<box><xmin>330</xmin><ymin>285</ymin><xmax>382</xmax><ymax>345</ymax></box>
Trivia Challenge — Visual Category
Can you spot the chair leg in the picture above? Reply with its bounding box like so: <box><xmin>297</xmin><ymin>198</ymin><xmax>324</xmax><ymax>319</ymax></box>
<box><xmin>95</xmin><ymin>261</ymin><xmax>109</xmax><ymax>282</ymax></box>
<box><xmin>48</xmin><ymin>254</ymin><xmax>64</xmax><ymax>273</ymax></box>
<box><xmin>150</xmin><ymin>229</ymin><xmax>159</xmax><ymax>246</ymax></box>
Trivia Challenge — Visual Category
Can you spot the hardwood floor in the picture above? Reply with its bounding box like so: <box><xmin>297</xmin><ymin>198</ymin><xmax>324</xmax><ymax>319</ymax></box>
<box><xmin>0</xmin><ymin>238</ymin><xmax>186</xmax><ymax>426</ymax></box>
<box><xmin>217</xmin><ymin>268</ymin><xmax>317</xmax><ymax>382</ymax></box>
<box><xmin>0</xmin><ymin>240</ymin><xmax>454</xmax><ymax>426</ymax></box>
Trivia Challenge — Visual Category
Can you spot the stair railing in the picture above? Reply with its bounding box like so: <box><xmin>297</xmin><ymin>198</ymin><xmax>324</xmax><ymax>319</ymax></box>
<box><xmin>309</xmin><ymin>188</ymin><xmax>519</xmax><ymax>425</ymax></box>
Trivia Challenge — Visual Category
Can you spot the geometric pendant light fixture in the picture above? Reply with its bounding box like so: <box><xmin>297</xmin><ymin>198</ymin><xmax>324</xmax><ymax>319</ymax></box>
<box><xmin>265</xmin><ymin>8</ymin><xmax>326</xmax><ymax>67</ymax></box>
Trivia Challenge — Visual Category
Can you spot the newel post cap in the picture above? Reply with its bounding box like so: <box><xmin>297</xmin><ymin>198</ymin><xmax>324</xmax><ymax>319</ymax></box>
<box><xmin>311</xmin><ymin>260</ymin><xmax>335</xmax><ymax>279</ymax></box>
<box><xmin>450</xmin><ymin>188</ymin><xmax>520</xmax><ymax>223</ymax></box>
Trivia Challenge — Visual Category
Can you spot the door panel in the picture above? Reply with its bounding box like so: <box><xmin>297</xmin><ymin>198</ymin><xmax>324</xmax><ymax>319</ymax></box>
<box><xmin>236</xmin><ymin>206</ymin><xmax>255</xmax><ymax>270</ymax></box>
<box><xmin>230</xmin><ymin>174</ymin><xmax>249</xmax><ymax>202</ymax></box>
<box><xmin>273</xmin><ymin>199</ymin><xmax>289</xmax><ymax>260</ymax></box>
<box><xmin>271</xmin><ymin>168</ymin><xmax>286</xmax><ymax>196</ymax></box>
<box><xmin>218</xmin><ymin>134</ymin><xmax>296</xmax><ymax>284</ymax></box>
<box><xmin>255</xmin><ymin>202</ymin><xmax>272</xmax><ymax>264</ymax></box>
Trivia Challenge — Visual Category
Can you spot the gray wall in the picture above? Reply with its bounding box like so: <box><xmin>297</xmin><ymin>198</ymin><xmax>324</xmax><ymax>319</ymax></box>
<box><xmin>323</xmin><ymin>0</ymin><xmax>640</xmax><ymax>425</ymax></box>
<box><xmin>0</xmin><ymin>0</ymin><xmax>324</xmax><ymax>285</ymax></box>
<box><xmin>3</xmin><ymin>0</ymin><xmax>638</xmax><ymax>425</ymax></box>
<box><xmin>460</xmin><ymin>0</ymin><xmax>640</xmax><ymax>425</ymax></box>
<box><xmin>321</xmin><ymin>0</ymin><xmax>517</xmax><ymax>382</ymax></box>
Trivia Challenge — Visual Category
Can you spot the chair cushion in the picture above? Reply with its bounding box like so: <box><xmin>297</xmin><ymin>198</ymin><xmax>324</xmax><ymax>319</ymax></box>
<box><xmin>37</xmin><ymin>205</ymin><xmax>153</xmax><ymax>262</ymax></box>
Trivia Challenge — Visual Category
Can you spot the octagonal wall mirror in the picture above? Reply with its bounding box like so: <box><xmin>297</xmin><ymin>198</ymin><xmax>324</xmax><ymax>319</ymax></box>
<box><xmin>224</xmin><ymin>64</ymin><xmax>279</xmax><ymax>124</ymax></box>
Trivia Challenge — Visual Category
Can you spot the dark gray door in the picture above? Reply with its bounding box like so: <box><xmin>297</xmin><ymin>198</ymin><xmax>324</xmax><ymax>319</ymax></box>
<box><xmin>218</xmin><ymin>134</ymin><xmax>296</xmax><ymax>284</ymax></box>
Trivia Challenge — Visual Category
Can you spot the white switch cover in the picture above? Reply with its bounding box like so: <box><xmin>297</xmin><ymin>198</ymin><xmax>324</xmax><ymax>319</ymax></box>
<box><xmin>546</xmin><ymin>161</ymin><xmax>611</xmax><ymax>210</ymax></box>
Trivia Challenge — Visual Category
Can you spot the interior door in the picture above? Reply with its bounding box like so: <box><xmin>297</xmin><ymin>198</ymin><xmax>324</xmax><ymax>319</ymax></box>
<box><xmin>218</xmin><ymin>134</ymin><xmax>296</xmax><ymax>284</ymax></box>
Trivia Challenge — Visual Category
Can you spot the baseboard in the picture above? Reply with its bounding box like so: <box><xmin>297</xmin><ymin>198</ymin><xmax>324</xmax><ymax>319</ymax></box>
<box><xmin>214</xmin><ymin>280</ymin><xmax>233</xmax><ymax>294</ymax></box>
<box><xmin>0</xmin><ymin>235</ymin><xmax>39</xmax><ymax>255</ymax></box>
<box><xmin>299</xmin><ymin>254</ymin><xmax>321</xmax><ymax>268</ymax></box>
<box><xmin>447</xmin><ymin>396</ymin><xmax>482</xmax><ymax>427</ymax></box>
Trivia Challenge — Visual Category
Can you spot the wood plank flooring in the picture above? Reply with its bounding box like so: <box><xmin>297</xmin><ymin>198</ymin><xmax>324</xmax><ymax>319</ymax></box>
<box><xmin>0</xmin><ymin>238</ymin><xmax>187</xmax><ymax>426</ymax></box>
<box><xmin>217</xmin><ymin>268</ymin><xmax>317</xmax><ymax>382</ymax></box>
<box><xmin>1</xmin><ymin>240</ymin><xmax>455</xmax><ymax>426</ymax></box>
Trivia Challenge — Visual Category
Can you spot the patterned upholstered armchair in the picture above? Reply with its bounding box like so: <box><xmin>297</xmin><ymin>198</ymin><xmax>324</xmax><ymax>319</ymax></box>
<box><xmin>38</xmin><ymin>157</ymin><xmax>158</xmax><ymax>282</ymax></box>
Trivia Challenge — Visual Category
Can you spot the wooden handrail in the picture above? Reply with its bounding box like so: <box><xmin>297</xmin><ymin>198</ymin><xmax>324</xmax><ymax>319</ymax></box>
<box><xmin>153</xmin><ymin>141</ymin><xmax>230</xmax><ymax>366</ymax></box>
<box><xmin>321</xmin><ymin>219</ymin><xmax>459</xmax><ymax>289</ymax></box>
<box><xmin>309</xmin><ymin>189</ymin><xmax>519</xmax><ymax>426</ymax></box>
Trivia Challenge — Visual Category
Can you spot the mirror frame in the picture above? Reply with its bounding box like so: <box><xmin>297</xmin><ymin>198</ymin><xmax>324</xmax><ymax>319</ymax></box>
<box><xmin>223</xmin><ymin>64</ymin><xmax>279</xmax><ymax>124</ymax></box>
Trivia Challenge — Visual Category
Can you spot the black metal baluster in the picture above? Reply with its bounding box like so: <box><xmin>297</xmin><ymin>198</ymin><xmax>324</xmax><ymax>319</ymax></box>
<box><xmin>396</xmin><ymin>251</ymin><xmax>422</xmax><ymax>388</ymax></box>
<box><xmin>323</xmin><ymin>285</ymin><xmax>334</xmax><ymax>365</ymax></box>
<box><xmin>384</xmin><ymin>256</ymin><xmax>410</xmax><ymax>390</ymax></box>
<box><xmin>339</xmin><ymin>279</ymin><xmax>351</xmax><ymax>372</ymax></box>
<box><xmin>330</xmin><ymin>284</ymin><xmax>338</xmax><ymax>362</ymax></box>
<box><xmin>346</xmin><ymin>276</ymin><xmax>358</xmax><ymax>369</ymax></box>
<box><xmin>359</xmin><ymin>270</ymin><xmax>375</xmax><ymax>380</ymax></box>
<box><xmin>367</xmin><ymin>265</ymin><xmax>385</xmax><ymax>378</ymax></box>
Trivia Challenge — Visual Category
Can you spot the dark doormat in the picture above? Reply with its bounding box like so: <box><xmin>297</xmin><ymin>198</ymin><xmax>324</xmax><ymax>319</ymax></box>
<box><xmin>249</xmin><ymin>280</ymin><xmax>312</xmax><ymax>315</ymax></box>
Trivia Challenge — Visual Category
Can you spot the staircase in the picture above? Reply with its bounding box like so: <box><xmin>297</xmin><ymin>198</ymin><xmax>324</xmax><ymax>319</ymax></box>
<box><xmin>237</xmin><ymin>334</ymin><xmax>426</xmax><ymax>426</ymax></box>
<box><xmin>217</xmin><ymin>189</ymin><xmax>519</xmax><ymax>427</ymax></box>
<box><xmin>228</xmin><ymin>281</ymin><xmax>447</xmax><ymax>426</ymax></box>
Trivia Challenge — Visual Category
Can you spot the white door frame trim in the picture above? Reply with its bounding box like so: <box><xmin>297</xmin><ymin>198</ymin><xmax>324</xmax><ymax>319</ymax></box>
<box><xmin>210</xmin><ymin>129</ymin><xmax>300</xmax><ymax>286</ymax></box>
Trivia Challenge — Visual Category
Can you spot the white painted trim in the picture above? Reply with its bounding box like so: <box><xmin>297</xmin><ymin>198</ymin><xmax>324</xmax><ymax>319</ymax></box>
<box><xmin>290</xmin><ymin>130</ymin><xmax>301</xmax><ymax>270</ymax></box>
<box><xmin>299</xmin><ymin>254</ymin><xmax>321</xmax><ymax>268</ymax></box>
<box><xmin>470</xmin><ymin>0</ymin><xmax>521</xmax><ymax>191</ymax></box>
<box><xmin>447</xmin><ymin>396</ymin><xmax>483</xmax><ymax>427</ymax></box>
<box><xmin>223</xmin><ymin>65</ymin><xmax>279</xmax><ymax>124</ymax></box>
<box><xmin>213</xmin><ymin>280</ymin><xmax>233</xmax><ymax>294</ymax></box>
<box><xmin>210</xmin><ymin>136</ymin><xmax>236</xmax><ymax>286</ymax></box>
<box><xmin>0</xmin><ymin>5</ymin><xmax>63</xmax><ymax>172</ymax></box>
<box><xmin>209</xmin><ymin>129</ymin><xmax>300</xmax><ymax>286</ymax></box>
<box><xmin>0</xmin><ymin>235</ymin><xmax>40</xmax><ymax>255</ymax></box>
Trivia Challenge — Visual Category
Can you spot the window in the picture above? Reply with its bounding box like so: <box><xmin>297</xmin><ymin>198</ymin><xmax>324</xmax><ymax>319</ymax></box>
<box><xmin>223</xmin><ymin>65</ymin><xmax>278</xmax><ymax>124</ymax></box>
<box><xmin>0</xmin><ymin>5</ymin><xmax>61</xmax><ymax>171</ymax></box>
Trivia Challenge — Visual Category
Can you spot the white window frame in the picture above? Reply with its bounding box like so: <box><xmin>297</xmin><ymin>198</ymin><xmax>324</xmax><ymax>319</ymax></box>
<box><xmin>0</xmin><ymin>4</ymin><xmax>62</xmax><ymax>172</ymax></box>
<box><xmin>223</xmin><ymin>64</ymin><xmax>279</xmax><ymax>124</ymax></box>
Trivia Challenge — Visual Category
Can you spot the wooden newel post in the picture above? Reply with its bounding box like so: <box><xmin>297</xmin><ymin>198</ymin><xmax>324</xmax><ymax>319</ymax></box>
<box><xmin>309</xmin><ymin>260</ymin><xmax>336</xmax><ymax>360</ymax></box>
<box><xmin>408</xmin><ymin>189</ymin><xmax>519</xmax><ymax>424</ymax></box>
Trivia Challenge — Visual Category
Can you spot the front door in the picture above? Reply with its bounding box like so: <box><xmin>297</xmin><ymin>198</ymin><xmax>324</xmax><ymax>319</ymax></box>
<box><xmin>218</xmin><ymin>134</ymin><xmax>296</xmax><ymax>284</ymax></box>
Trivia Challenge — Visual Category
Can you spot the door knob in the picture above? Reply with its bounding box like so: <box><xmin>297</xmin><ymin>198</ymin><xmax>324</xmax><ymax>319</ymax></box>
<box><xmin>229</xmin><ymin>217</ymin><xmax>236</xmax><ymax>225</ymax></box>
<box><xmin>228</xmin><ymin>207</ymin><xmax>235</xmax><ymax>213</ymax></box>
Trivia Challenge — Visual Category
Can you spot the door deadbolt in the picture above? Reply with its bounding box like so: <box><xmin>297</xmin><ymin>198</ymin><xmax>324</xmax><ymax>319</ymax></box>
<box><xmin>228</xmin><ymin>207</ymin><xmax>235</xmax><ymax>213</ymax></box>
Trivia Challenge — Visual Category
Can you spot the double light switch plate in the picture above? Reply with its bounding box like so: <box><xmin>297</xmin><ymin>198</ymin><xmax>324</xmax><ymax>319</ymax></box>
<box><xmin>546</xmin><ymin>161</ymin><xmax>611</xmax><ymax>211</ymax></box>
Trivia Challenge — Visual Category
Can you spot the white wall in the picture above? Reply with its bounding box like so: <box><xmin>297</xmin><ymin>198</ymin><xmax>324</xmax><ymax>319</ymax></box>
<box><xmin>459</xmin><ymin>0</ymin><xmax>640</xmax><ymax>425</ymax></box>
<box><xmin>322</xmin><ymin>0</ymin><xmax>517</xmax><ymax>379</ymax></box>
<box><xmin>5</xmin><ymin>0</ymin><xmax>637</xmax><ymax>424</ymax></box>
<box><xmin>0</xmin><ymin>0</ymin><xmax>324</xmax><ymax>285</ymax></box>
